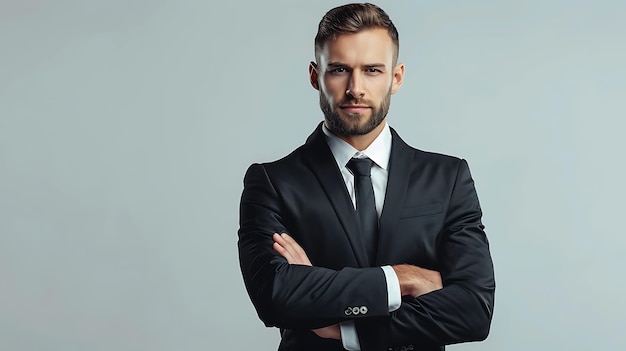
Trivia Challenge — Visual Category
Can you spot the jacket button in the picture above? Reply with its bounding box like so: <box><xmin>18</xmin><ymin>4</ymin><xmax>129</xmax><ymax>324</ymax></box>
<box><xmin>359</xmin><ymin>306</ymin><xmax>368</xmax><ymax>314</ymax></box>
<box><xmin>352</xmin><ymin>307</ymin><xmax>360</xmax><ymax>315</ymax></box>
<box><xmin>344</xmin><ymin>308</ymin><xmax>353</xmax><ymax>316</ymax></box>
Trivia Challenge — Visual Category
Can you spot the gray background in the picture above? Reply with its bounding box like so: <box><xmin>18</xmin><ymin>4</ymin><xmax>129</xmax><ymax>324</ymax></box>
<box><xmin>1</xmin><ymin>0</ymin><xmax>625</xmax><ymax>350</ymax></box>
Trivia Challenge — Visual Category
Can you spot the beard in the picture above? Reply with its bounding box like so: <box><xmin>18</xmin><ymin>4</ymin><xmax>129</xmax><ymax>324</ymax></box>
<box><xmin>319</xmin><ymin>87</ymin><xmax>391</xmax><ymax>137</ymax></box>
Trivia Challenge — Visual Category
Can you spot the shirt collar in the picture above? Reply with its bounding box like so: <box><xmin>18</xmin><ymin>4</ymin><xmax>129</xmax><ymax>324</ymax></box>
<box><xmin>322</xmin><ymin>121</ymin><xmax>392</xmax><ymax>171</ymax></box>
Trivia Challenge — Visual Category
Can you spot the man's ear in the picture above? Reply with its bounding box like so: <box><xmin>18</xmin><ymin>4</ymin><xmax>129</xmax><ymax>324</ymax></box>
<box><xmin>309</xmin><ymin>61</ymin><xmax>320</xmax><ymax>90</ymax></box>
<box><xmin>390</xmin><ymin>62</ymin><xmax>405</xmax><ymax>94</ymax></box>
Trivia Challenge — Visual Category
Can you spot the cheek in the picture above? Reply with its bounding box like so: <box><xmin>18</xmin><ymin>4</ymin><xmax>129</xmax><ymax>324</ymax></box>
<box><xmin>369</xmin><ymin>77</ymin><xmax>393</xmax><ymax>95</ymax></box>
<box><xmin>321</xmin><ymin>79</ymin><xmax>346</xmax><ymax>102</ymax></box>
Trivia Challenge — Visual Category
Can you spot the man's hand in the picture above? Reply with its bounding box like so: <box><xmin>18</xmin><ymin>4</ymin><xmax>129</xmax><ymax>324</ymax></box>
<box><xmin>272</xmin><ymin>233</ymin><xmax>312</xmax><ymax>266</ymax></box>
<box><xmin>273</xmin><ymin>233</ymin><xmax>341</xmax><ymax>340</ymax></box>
<box><xmin>273</xmin><ymin>234</ymin><xmax>443</xmax><ymax>339</ymax></box>
<box><xmin>312</xmin><ymin>324</ymin><xmax>341</xmax><ymax>340</ymax></box>
<box><xmin>392</xmin><ymin>264</ymin><xmax>443</xmax><ymax>298</ymax></box>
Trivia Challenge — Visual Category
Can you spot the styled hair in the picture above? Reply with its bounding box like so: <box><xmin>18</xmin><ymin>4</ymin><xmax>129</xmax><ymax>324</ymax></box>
<box><xmin>314</xmin><ymin>3</ymin><xmax>399</xmax><ymax>64</ymax></box>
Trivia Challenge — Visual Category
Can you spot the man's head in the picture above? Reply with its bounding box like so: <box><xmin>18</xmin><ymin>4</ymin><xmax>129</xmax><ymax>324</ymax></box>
<box><xmin>314</xmin><ymin>3</ymin><xmax>399</xmax><ymax>66</ymax></box>
<box><xmin>309</xmin><ymin>3</ymin><xmax>404</xmax><ymax>142</ymax></box>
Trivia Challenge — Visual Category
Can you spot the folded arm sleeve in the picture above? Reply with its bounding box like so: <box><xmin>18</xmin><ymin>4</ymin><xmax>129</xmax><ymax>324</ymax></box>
<box><xmin>238</xmin><ymin>163</ymin><xmax>389</xmax><ymax>330</ymax></box>
<box><xmin>355</xmin><ymin>159</ymin><xmax>495</xmax><ymax>349</ymax></box>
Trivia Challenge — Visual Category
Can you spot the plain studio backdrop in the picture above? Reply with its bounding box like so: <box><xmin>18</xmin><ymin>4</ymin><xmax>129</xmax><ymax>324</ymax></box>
<box><xmin>1</xmin><ymin>0</ymin><xmax>625</xmax><ymax>350</ymax></box>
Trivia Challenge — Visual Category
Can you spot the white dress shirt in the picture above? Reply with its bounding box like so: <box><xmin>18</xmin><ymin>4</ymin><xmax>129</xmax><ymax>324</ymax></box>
<box><xmin>322</xmin><ymin>122</ymin><xmax>401</xmax><ymax>350</ymax></box>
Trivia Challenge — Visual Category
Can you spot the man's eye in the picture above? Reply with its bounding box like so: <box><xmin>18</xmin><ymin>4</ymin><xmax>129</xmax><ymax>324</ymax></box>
<box><xmin>331</xmin><ymin>67</ymin><xmax>347</xmax><ymax>74</ymax></box>
<box><xmin>366</xmin><ymin>68</ymin><xmax>381</xmax><ymax>73</ymax></box>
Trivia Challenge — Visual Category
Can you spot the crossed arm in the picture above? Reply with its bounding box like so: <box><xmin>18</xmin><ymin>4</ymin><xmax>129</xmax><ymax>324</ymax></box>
<box><xmin>239</xmin><ymin>162</ymin><xmax>495</xmax><ymax>347</ymax></box>
<box><xmin>272</xmin><ymin>232</ymin><xmax>443</xmax><ymax>341</ymax></box>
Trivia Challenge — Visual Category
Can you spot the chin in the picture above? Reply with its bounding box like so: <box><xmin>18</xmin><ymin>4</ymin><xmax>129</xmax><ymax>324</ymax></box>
<box><xmin>341</xmin><ymin>112</ymin><xmax>370</xmax><ymax>122</ymax></box>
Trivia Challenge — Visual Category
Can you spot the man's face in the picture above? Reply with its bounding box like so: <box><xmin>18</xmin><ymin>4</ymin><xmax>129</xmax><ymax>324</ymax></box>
<box><xmin>310</xmin><ymin>28</ymin><xmax>404</xmax><ymax>137</ymax></box>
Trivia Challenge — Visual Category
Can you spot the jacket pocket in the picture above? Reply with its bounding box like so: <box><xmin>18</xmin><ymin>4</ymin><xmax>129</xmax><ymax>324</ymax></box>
<box><xmin>400</xmin><ymin>203</ymin><xmax>442</xmax><ymax>218</ymax></box>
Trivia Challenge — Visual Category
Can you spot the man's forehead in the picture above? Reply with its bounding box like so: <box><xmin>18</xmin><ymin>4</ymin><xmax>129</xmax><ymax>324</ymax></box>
<box><xmin>318</xmin><ymin>29</ymin><xmax>395</xmax><ymax>65</ymax></box>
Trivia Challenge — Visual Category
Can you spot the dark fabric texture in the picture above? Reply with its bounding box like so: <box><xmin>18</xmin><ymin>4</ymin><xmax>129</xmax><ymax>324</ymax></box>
<box><xmin>238</xmin><ymin>123</ymin><xmax>495</xmax><ymax>351</ymax></box>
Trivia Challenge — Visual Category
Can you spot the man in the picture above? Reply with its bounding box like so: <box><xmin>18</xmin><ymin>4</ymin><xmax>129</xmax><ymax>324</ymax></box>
<box><xmin>238</xmin><ymin>3</ymin><xmax>495</xmax><ymax>351</ymax></box>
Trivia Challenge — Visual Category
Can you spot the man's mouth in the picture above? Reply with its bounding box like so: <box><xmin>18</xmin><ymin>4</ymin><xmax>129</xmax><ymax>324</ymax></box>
<box><xmin>340</xmin><ymin>104</ymin><xmax>370</xmax><ymax>113</ymax></box>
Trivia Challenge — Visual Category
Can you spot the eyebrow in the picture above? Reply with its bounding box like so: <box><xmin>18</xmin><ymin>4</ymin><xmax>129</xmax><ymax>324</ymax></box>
<box><xmin>327</xmin><ymin>62</ymin><xmax>387</xmax><ymax>69</ymax></box>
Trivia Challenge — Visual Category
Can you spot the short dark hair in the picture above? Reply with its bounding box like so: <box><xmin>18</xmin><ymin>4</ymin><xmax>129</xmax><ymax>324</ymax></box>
<box><xmin>314</xmin><ymin>3</ymin><xmax>399</xmax><ymax>64</ymax></box>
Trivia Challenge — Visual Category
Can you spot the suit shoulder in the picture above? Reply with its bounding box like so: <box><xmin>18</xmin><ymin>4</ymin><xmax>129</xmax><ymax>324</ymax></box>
<box><xmin>399</xmin><ymin>144</ymin><xmax>474</xmax><ymax>180</ymax></box>
<box><xmin>391</xmin><ymin>127</ymin><xmax>466</xmax><ymax>167</ymax></box>
<box><xmin>405</xmin><ymin>148</ymin><xmax>477</xmax><ymax>187</ymax></box>
<box><xmin>244</xmin><ymin>124</ymin><xmax>327</xmax><ymax>180</ymax></box>
<box><xmin>244</xmin><ymin>144</ymin><xmax>308</xmax><ymax>176</ymax></box>
<box><xmin>413</xmin><ymin>148</ymin><xmax>463</xmax><ymax>165</ymax></box>
<box><xmin>262</xmin><ymin>144</ymin><xmax>307</xmax><ymax>167</ymax></box>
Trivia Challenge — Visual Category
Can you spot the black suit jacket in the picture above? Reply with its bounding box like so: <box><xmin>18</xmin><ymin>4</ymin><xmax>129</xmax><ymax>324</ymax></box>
<box><xmin>238</xmin><ymin>123</ymin><xmax>495</xmax><ymax>351</ymax></box>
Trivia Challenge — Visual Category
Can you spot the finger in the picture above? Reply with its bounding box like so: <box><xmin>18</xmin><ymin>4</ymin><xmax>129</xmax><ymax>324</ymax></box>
<box><xmin>273</xmin><ymin>241</ymin><xmax>296</xmax><ymax>263</ymax></box>
<box><xmin>273</xmin><ymin>232</ymin><xmax>287</xmax><ymax>245</ymax></box>
<box><xmin>272</xmin><ymin>235</ymin><xmax>290</xmax><ymax>257</ymax></box>
<box><xmin>277</xmin><ymin>233</ymin><xmax>302</xmax><ymax>256</ymax></box>
<box><xmin>274</xmin><ymin>233</ymin><xmax>298</xmax><ymax>251</ymax></box>
<box><xmin>279</xmin><ymin>233</ymin><xmax>299</xmax><ymax>250</ymax></box>
<box><xmin>281</xmin><ymin>233</ymin><xmax>304</xmax><ymax>253</ymax></box>
<box><xmin>272</xmin><ymin>239</ymin><xmax>286</xmax><ymax>255</ymax></box>
<box><xmin>280</xmin><ymin>233</ymin><xmax>308</xmax><ymax>257</ymax></box>
<box><xmin>274</xmin><ymin>233</ymin><xmax>312</xmax><ymax>266</ymax></box>
<box><xmin>281</xmin><ymin>234</ymin><xmax>312</xmax><ymax>265</ymax></box>
<box><xmin>274</xmin><ymin>233</ymin><xmax>298</xmax><ymax>256</ymax></box>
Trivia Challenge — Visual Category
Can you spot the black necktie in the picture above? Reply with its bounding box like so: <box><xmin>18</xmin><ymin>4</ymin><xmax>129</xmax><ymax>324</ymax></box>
<box><xmin>346</xmin><ymin>158</ymin><xmax>379</xmax><ymax>263</ymax></box>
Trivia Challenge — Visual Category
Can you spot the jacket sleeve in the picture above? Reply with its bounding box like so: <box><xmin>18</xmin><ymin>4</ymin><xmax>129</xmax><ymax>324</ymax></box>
<box><xmin>238</xmin><ymin>163</ymin><xmax>389</xmax><ymax>330</ymax></box>
<box><xmin>355</xmin><ymin>159</ymin><xmax>495</xmax><ymax>350</ymax></box>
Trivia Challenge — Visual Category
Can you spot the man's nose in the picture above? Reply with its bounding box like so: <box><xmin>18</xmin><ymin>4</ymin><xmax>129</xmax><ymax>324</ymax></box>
<box><xmin>346</xmin><ymin>72</ymin><xmax>365</xmax><ymax>98</ymax></box>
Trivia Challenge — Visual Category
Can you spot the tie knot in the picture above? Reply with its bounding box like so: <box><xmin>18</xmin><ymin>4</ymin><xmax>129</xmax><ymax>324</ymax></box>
<box><xmin>347</xmin><ymin>158</ymin><xmax>373</xmax><ymax>177</ymax></box>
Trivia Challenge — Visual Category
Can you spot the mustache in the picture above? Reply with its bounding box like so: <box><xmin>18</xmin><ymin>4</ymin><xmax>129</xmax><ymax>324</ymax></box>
<box><xmin>338</xmin><ymin>97</ymin><xmax>372</xmax><ymax>107</ymax></box>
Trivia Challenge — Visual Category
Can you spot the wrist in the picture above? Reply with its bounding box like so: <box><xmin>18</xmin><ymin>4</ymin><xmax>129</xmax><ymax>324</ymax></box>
<box><xmin>392</xmin><ymin>264</ymin><xmax>418</xmax><ymax>297</ymax></box>
<box><xmin>392</xmin><ymin>264</ymin><xmax>409</xmax><ymax>296</ymax></box>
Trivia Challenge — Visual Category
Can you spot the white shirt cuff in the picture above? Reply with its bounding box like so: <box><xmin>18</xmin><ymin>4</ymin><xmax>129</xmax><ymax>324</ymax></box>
<box><xmin>381</xmin><ymin>265</ymin><xmax>401</xmax><ymax>312</ymax></box>
<box><xmin>340</xmin><ymin>320</ymin><xmax>361</xmax><ymax>350</ymax></box>
<box><xmin>339</xmin><ymin>266</ymin><xmax>399</xmax><ymax>350</ymax></box>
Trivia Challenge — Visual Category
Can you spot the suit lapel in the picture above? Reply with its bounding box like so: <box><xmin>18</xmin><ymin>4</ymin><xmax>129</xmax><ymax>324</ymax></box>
<box><xmin>303</xmin><ymin>124</ymin><xmax>370</xmax><ymax>267</ymax></box>
<box><xmin>376</xmin><ymin>128</ymin><xmax>414</xmax><ymax>264</ymax></box>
